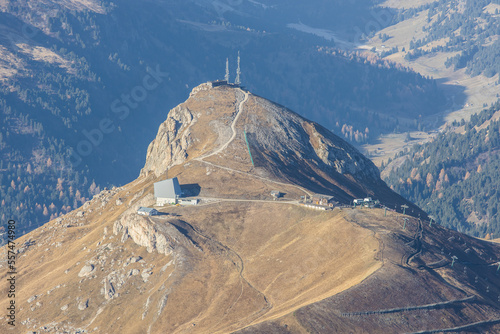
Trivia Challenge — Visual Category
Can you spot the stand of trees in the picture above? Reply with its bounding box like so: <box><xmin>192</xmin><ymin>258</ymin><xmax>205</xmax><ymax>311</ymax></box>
<box><xmin>383</xmin><ymin>102</ymin><xmax>500</xmax><ymax>239</ymax></box>
<box><xmin>396</xmin><ymin>0</ymin><xmax>500</xmax><ymax>79</ymax></box>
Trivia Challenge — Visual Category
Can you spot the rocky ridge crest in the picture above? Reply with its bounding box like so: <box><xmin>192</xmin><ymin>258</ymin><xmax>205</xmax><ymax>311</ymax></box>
<box><xmin>140</xmin><ymin>82</ymin><xmax>379</xmax><ymax>183</ymax></box>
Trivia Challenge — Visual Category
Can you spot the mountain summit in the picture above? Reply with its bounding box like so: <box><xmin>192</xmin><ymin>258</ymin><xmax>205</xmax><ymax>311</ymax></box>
<box><xmin>141</xmin><ymin>82</ymin><xmax>419</xmax><ymax>212</ymax></box>
<box><xmin>1</xmin><ymin>83</ymin><xmax>499</xmax><ymax>334</ymax></box>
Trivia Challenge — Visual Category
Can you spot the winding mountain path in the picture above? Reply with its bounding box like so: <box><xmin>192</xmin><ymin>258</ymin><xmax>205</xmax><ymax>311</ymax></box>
<box><xmin>193</xmin><ymin>88</ymin><xmax>313</xmax><ymax>197</ymax></box>
<box><xmin>196</xmin><ymin>89</ymin><xmax>249</xmax><ymax>161</ymax></box>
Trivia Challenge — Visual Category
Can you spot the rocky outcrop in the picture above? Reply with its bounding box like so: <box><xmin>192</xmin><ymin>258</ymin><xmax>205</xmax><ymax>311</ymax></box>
<box><xmin>113</xmin><ymin>213</ymin><xmax>197</xmax><ymax>257</ymax></box>
<box><xmin>114</xmin><ymin>214</ymin><xmax>169</xmax><ymax>254</ymax></box>
<box><xmin>78</xmin><ymin>264</ymin><xmax>95</xmax><ymax>277</ymax></box>
<box><xmin>140</xmin><ymin>105</ymin><xmax>196</xmax><ymax>177</ymax></box>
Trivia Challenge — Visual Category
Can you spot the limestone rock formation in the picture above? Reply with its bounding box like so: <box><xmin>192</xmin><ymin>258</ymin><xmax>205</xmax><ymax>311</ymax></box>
<box><xmin>140</xmin><ymin>105</ymin><xmax>196</xmax><ymax>177</ymax></box>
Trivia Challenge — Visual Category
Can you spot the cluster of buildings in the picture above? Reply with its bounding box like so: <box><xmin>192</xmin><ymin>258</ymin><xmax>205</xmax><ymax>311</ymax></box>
<box><xmin>136</xmin><ymin>176</ymin><xmax>380</xmax><ymax>216</ymax></box>
<box><xmin>300</xmin><ymin>194</ymin><xmax>379</xmax><ymax>210</ymax></box>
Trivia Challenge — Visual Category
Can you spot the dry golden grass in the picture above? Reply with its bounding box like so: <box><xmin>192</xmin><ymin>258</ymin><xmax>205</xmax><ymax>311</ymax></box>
<box><xmin>3</xmin><ymin>162</ymin><xmax>499</xmax><ymax>333</ymax></box>
<box><xmin>0</xmin><ymin>163</ymin><xmax>382</xmax><ymax>334</ymax></box>
<box><xmin>160</xmin><ymin>203</ymin><xmax>381</xmax><ymax>333</ymax></box>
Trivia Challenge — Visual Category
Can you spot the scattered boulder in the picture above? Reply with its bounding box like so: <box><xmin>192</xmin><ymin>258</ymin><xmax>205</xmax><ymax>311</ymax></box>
<box><xmin>78</xmin><ymin>264</ymin><xmax>95</xmax><ymax>277</ymax></box>
<box><xmin>78</xmin><ymin>299</ymin><xmax>89</xmax><ymax>310</ymax></box>
<box><xmin>142</xmin><ymin>268</ymin><xmax>153</xmax><ymax>281</ymax></box>
<box><xmin>129</xmin><ymin>256</ymin><xmax>142</xmax><ymax>263</ymax></box>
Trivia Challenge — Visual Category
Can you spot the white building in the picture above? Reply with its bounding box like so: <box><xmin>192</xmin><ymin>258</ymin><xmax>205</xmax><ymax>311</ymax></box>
<box><xmin>137</xmin><ymin>207</ymin><xmax>158</xmax><ymax>216</ymax></box>
<box><xmin>353</xmin><ymin>198</ymin><xmax>364</xmax><ymax>206</ymax></box>
<box><xmin>154</xmin><ymin>177</ymin><xmax>182</xmax><ymax>206</ymax></box>
<box><xmin>353</xmin><ymin>197</ymin><xmax>378</xmax><ymax>208</ymax></box>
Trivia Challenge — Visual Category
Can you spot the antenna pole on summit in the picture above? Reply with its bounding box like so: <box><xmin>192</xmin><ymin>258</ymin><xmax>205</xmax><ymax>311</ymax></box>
<box><xmin>225</xmin><ymin>58</ymin><xmax>229</xmax><ymax>82</ymax></box>
<box><xmin>235</xmin><ymin>51</ymin><xmax>241</xmax><ymax>85</ymax></box>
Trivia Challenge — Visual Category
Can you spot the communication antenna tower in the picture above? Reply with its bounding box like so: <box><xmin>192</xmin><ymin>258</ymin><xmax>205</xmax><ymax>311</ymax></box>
<box><xmin>235</xmin><ymin>51</ymin><xmax>241</xmax><ymax>85</ymax></box>
<box><xmin>225</xmin><ymin>58</ymin><xmax>230</xmax><ymax>82</ymax></box>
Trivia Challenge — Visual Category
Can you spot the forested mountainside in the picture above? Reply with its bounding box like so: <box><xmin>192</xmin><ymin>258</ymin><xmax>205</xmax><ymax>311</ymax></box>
<box><xmin>0</xmin><ymin>0</ymin><xmax>449</xmax><ymax>240</ymax></box>
<box><xmin>393</xmin><ymin>0</ymin><xmax>500</xmax><ymax>78</ymax></box>
<box><xmin>383</xmin><ymin>102</ymin><xmax>500</xmax><ymax>239</ymax></box>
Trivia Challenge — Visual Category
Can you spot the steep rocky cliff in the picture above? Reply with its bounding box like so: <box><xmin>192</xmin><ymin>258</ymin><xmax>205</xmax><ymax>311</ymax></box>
<box><xmin>141</xmin><ymin>105</ymin><xmax>196</xmax><ymax>178</ymax></box>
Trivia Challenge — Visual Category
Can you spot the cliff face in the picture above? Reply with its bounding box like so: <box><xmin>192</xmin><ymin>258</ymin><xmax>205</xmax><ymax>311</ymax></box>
<box><xmin>140</xmin><ymin>105</ymin><xmax>196</xmax><ymax>178</ymax></box>
<box><xmin>240</xmin><ymin>96</ymin><xmax>380</xmax><ymax>180</ymax></box>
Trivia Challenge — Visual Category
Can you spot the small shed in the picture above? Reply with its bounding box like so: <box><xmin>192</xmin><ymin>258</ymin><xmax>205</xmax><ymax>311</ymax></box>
<box><xmin>154</xmin><ymin>177</ymin><xmax>182</xmax><ymax>206</ymax></box>
<box><xmin>270</xmin><ymin>190</ymin><xmax>282</xmax><ymax>200</ymax></box>
<box><xmin>137</xmin><ymin>207</ymin><xmax>158</xmax><ymax>216</ymax></box>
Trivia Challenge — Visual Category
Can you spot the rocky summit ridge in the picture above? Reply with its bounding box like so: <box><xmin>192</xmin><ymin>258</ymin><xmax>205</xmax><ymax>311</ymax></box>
<box><xmin>1</xmin><ymin>83</ymin><xmax>499</xmax><ymax>334</ymax></box>
<box><xmin>141</xmin><ymin>82</ymin><xmax>418</xmax><ymax>211</ymax></box>
<box><xmin>142</xmin><ymin>82</ymin><xmax>378</xmax><ymax>179</ymax></box>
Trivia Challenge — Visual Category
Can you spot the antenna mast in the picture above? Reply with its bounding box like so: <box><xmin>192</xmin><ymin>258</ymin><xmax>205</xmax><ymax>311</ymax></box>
<box><xmin>235</xmin><ymin>51</ymin><xmax>241</xmax><ymax>85</ymax></box>
<box><xmin>225</xmin><ymin>58</ymin><xmax>229</xmax><ymax>82</ymax></box>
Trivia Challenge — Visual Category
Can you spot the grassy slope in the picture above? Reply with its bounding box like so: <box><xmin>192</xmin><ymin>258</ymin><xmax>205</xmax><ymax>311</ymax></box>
<box><xmin>0</xmin><ymin>174</ymin><xmax>381</xmax><ymax>333</ymax></box>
